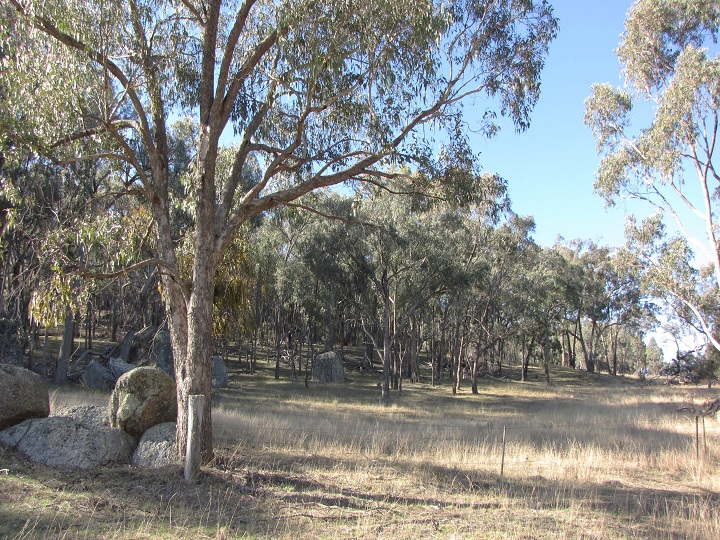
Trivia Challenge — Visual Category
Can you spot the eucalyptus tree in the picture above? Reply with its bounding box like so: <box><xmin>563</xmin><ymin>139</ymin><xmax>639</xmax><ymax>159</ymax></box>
<box><xmin>0</xmin><ymin>152</ymin><xmax>61</xmax><ymax>327</ymax></box>
<box><xmin>345</xmin><ymin>175</ymin><xmax>506</xmax><ymax>401</ymax></box>
<box><xmin>585</xmin><ymin>0</ymin><xmax>720</xmax><ymax>351</ymax></box>
<box><xmin>644</xmin><ymin>337</ymin><xmax>665</xmax><ymax>378</ymax></box>
<box><xmin>467</xmin><ymin>213</ymin><xmax>534</xmax><ymax>390</ymax></box>
<box><xmin>253</xmin><ymin>207</ymin><xmax>319</xmax><ymax>378</ymax></box>
<box><xmin>346</xmin><ymin>184</ymin><xmax>455</xmax><ymax>400</ymax></box>
<box><xmin>2</xmin><ymin>0</ymin><xmax>557</xmax><ymax>460</ymax></box>
<box><xmin>550</xmin><ymin>241</ymin><xmax>651</xmax><ymax>374</ymax></box>
<box><xmin>567</xmin><ymin>243</ymin><xmax>618</xmax><ymax>373</ymax></box>
<box><xmin>0</xmin><ymin>150</ymin><xmax>65</xmax><ymax>372</ymax></box>
<box><xmin>596</xmin><ymin>249</ymin><xmax>653</xmax><ymax>375</ymax></box>
<box><xmin>0</xmin><ymin>147</ymin><xmax>153</xmax><ymax>378</ymax></box>
<box><xmin>294</xmin><ymin>192</ymin><xmax>358</xmax><ymax>353</ymax></box>
<box><xmin>521</xmin><ymin>245</ymin><xmax>579</xmax><ymax>381</ymax></box>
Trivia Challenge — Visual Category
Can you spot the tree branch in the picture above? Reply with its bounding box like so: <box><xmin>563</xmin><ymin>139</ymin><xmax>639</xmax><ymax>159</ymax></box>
<box><xmin>71</xmin><ymin>258</ymin><xmax>169</xmax><ymax>280</ymax></box>
<box><xmin>215</xmin><ymin>0</ymin><xmax>257</xmax><ymax>103</ymax></box>
<box><xmin>180</xmin><ymin>0</ymin><xmax>206</xmax><ymax>26</ymax></box>
<box><xmin>284</xmin><ymin>202</ymin><xmax>390</xmax><ymax>233</ymax></box>
<box><xmin>8</xmin><ymin>0</ymin><xmax>156</xmax><ymax>167</ymax></box>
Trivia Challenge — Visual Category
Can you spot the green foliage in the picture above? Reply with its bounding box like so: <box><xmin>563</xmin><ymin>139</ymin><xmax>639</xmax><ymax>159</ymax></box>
<box><xmin>214</xmin><ymin>228</ymin><xmax>255</xmax><ymax>339</ymax></box>
<box><xmin>644</xmin><ymin>337</ymin><xmax>665</xmax><ymax>376</ymax></box>
<box><xmin>618</xmin><ymin>0</ymin><xmax>720</xmax><ymax>94</ymax></box>
<box><xmin>695</xmin><ymin>346</ymin><xmax>720</xmax><ymax>385</ymax></box>
<box><xmin>585</xmin><ymin>0</ymin><xmax>720</xmax><ymax>352</ymax></box>
<box><xmin>1</xmin><ymin>0</ymin><xmax>559</xmax><ymax>458</ymax></box>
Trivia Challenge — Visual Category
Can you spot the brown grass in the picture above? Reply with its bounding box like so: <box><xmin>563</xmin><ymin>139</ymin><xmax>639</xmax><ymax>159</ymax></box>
<box><xmin>1</xmin><ymin>359</ymin><xmax>719</xmax><ymax>539</ymax></box>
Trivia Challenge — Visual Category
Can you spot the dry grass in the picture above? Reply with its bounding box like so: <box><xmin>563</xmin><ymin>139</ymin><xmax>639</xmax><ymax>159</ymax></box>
<box><xmin>1</xmin><ymin>359</ymin><xmax>719</xmax><ymax>539</ymax></box>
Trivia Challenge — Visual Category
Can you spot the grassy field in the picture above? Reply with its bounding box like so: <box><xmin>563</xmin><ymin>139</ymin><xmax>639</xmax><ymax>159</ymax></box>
<box><xmin>1</xmin><ymin>354</ymin><xmax>719</xmax><ymax>539</ymax></box>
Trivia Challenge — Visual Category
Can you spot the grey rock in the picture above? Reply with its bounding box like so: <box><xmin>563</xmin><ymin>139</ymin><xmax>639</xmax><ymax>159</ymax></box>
<box><xmin>131</xmin><ymin>327</ymin><xmax>174</xmax><ymax>378</ymax></box>
<box><xmin>0</xmin><ymin>365</ymin><xmax>49</xmax><ymax>430</ymax></box>
<box><xmin>108</xmin><ymin>367</ymin><xmax>177</xmax><ymax>438</ymax></box>
<box><xmin>0</xmin><ymin>405</ymin><xmax>135</xmax><ymax>469</ymax></box>
<box><xmin>52</xmin><ymin>404</ymin><xmax>110</xmax><ymax>430</ymax></box>
<box><xmin>108</xmin><ymin>357</ymin><xmax>135</xmax><ymax>380</ymax></box>
<box><xmin>81</xmin><ymin>359</ymin><xmax>115</xmax><ymax>391</ymax></box>
<box><xmin>127</xmin><ymin>325</ymin><xmax>156</xmax><ymax>365</ymax></box>
<box><xmin>312</xmin><ymin>350</ymin><xmax>345</xmax><ymax>383</ymax></box>
<box><xmin>0</xmin><ymin>317</ymin><xmax>24</xmax><ymax>366</ymax></box>
<box><xmin>132</xmin><ymin>422</ymin><xmax>178</xmax><ymax>468</ymax></box>
<box><xmin>212</xmin><ymin>356</ymin><xmax>228</xmax><ymax>389</ymax></box>
<box><xmin>153</xmin><ymin>329</ymin><xmax>175</xmax><ymax>378</ymax></box>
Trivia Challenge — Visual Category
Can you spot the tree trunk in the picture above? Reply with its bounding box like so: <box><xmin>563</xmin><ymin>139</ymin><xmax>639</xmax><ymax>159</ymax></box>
<box><xmin>110</xmin><ymin>298</ymin><xmax>118</xmax><ymax>343</ymax></box>
<box><xmin>543</xmin><ymin>330</ymin><xmax>551</xmax><ymax>384</ymax></box>
<box><xmin>27</xmin><ymin>319</ymin><xmax>37</xmax><ymax>373</ymax></box>
<box><xmin>274</xmin><ymin>308</ymin><xmax>282</xmax><ymax>379</ymax></box>
<box><xmin>324</xmin><ymin>287</ymin><xmax>335</xmax><ymax>351</ymax></box>
<box><xmin>561</xmin><ymin>330</ymin><xmax>571</xmax><ymax>368</ymax></box>
<box><xmin>520</xmin><ymin>335</ymin><xmax>529</xmax><ymax>382</ymax></box>
<box><xmin>381</xmin><ymin>293</ymin><xmax>391</xmax><ymax>403</ymax></box>
<box><xmin>472</xmin><ymin>324</ymin><xmax>484</xmax><ymax>393</ymax></box>
<box><xmin>610</xmin><ymin>326</ymin><xmax>619</xmax><ymax>376</ymax></box>
<box><xmin>85</xmin><ymin>300</ymin><xmax>93</xmax><ymax>351</ymax></box>
<box><xmin>40</xmin><ymin>326</ymin><xmax>50</xmax><ymax>378</ymax></box>
<box><xmin>170</xmin><ymin>254</ymin><xmax>215</xmax><ymax>464</ymax></box>
<box><xmin>577</xmin><ymin>319</ymin><xmax>596</xmax><ymax>373</ymax></box>
<box><xmin>430</xmin><ymin>319</ymin><xmax>436</xmax><ymax>387</ymax></box>
<box><xmin>364</xmin><ymin>338</ymin><xmax>374</xmax><ymax>369</ymax></box>
<box><xmin>471</xmin><ymin>348</ymin><xmax>479</xmax><ymax>394</ymax></box>
<box><xmin>119</xmin><ymin>328</ymin><xmax>136</xmax><ymax>363</ymax></box>
<box><xmin>54</xmin><ymin>310</ymin><xmax>75</xmax><ymax>384</ymax></box>
<box><xmin>409</xmin><ymin>320</ymin><xmax>420</xmax><ymax>383</ymax></box>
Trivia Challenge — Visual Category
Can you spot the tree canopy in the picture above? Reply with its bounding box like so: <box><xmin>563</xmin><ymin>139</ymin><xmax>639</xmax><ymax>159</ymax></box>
<box><xmin>1</xmin><ymin>0</ymin><xmax>559</xmax><ymax>461</ymax></box>
<box><xmin>585</xmin><ymin>0</ymin><xmax>720</xmax><ymax>352</ymax></box>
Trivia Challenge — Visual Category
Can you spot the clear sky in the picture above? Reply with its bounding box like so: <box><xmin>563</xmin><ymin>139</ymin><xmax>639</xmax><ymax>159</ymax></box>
<box><xmin>472</xmin><ymin>0</ymin><xmax>637</xmax><ymax>248</ymax></box>
<box><xmin>476</xmin><ymin>0</ymin><xmax>710</xmax><ymax>356</ymax></box>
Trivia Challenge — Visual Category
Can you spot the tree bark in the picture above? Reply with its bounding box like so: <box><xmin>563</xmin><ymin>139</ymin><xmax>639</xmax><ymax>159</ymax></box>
<box><xmin>40</xmin><ymin>326</ymin><xmax>50</xmax><ymax>378</ymax></box>
<box><xmin>54</xmin><ymin>310</ymin><xmax>75</xmax><ymax>384</ymax></box>
<box><xmin>172</xmin><ymin>253</ymin><xmax>215</xmax><ymax>464</ymax></box>
<box><xmin>543</xmin><ymin>328</ymin><xmax>551</xmax><ymax>384</ymax></box>
<box><xmin>409</xmin><ymin>320</ymin><xmax>420</xmax><ymax>383</ymax></box>
<box><xmin>324</xmin><ymin>287</ymin><xmax>335</xmax><ymax>351</ymax></box>
<box><xmin>381</xmin><ymin>290</ymin><xmax>391</xmax><ymax>404</ymax></box>
<box><xmin>520</xmin><ymin>335</ymin><xmax>530</xmax><ymax>382</ymax></box>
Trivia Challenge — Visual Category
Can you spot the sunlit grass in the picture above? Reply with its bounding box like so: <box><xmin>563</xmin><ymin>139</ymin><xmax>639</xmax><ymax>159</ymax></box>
<box><xmin>3</xmin><ymin>358</ymin><xmax>718</xmax><ymax>538</ymax></box>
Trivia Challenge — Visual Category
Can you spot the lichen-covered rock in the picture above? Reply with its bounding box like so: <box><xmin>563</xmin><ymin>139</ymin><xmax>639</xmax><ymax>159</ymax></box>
<box><xmin>132</xmin><ymin>422</ymin><xmax>178</xmax><ymax>468</ymax></box>
<box><xmin>0</xmin><ymin>365</ymin><xmax>49</xmax><ymax>430</ymax></box>
<box><xmin>108</xmin><ymin>367</ymin><xmax>177</xmax><ymax>438</ymax></box>
<box><xmin>312</xmin><ymin>350</ymin><xmax>345</xmax><ymax>383</ymax></box>
<box><xmin>212</xmin><ymin>356</ymin><xmax>228</xmax><ymax>388</ymax></box>
<box><xmin>0</xmin><ymin>405</ymin><xmax>135</xmax><ymax>469</ymax></box>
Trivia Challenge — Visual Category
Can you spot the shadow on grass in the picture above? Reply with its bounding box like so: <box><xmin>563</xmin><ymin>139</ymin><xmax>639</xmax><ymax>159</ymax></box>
<box><xmin>5</xmin><ymin>347</ymin><xmax>714</xmax><ymax>538</ymax></box>
<box><xmin>2</xmin><ymin>442</ymin><xmax>717</xmax><ymax>540</ymax></box>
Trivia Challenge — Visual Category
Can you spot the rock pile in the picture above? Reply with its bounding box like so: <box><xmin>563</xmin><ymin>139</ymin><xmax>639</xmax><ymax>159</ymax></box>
<box><xmin>0</xmin><ymin>405</ymin><xmax>135</xmax><ymax>468</ymax></box>
<box><xmin>1</xmin><ymin>365</ymin><xmax>181</xmax><ymax>470</ymax></box>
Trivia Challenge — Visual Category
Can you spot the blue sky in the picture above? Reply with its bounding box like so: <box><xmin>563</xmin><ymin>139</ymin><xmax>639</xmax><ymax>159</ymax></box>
<box><xmin>477</xmin><ymin>0</ymin><xmax>711</xmax><ymax>356</ymax></box>
<box><xmin>472</xmin><ymin>0</ymin><xmax>637</xmax><ymax>248</ymax></box>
